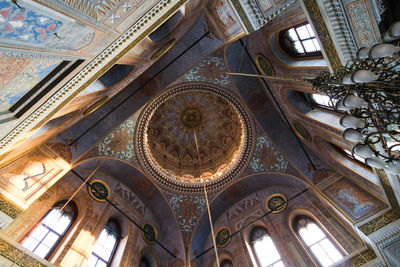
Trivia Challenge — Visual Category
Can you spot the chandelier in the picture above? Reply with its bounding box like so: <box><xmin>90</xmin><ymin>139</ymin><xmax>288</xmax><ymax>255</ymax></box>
<box><xmin>311</xmin><ymin>21</ymin><xmax>400</xmax><ymax>175</ymax></box>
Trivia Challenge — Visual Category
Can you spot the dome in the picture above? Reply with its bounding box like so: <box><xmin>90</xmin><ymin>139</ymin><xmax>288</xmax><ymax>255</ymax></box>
<box><xmin>135</xmin><ymin>83</ymin><xmax>255</xmax><ymax>194</ymax></box>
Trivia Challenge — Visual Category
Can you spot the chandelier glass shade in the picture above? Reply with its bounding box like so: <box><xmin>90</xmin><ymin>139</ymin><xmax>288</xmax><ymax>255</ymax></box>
<box><xmin>311</xmin><ymin>22</ymin><xmax>400</xmax><ymax>175</ymax></box>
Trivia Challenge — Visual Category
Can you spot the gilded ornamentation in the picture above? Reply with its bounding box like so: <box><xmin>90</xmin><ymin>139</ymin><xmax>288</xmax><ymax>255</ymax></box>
<box><xmin>181</xmin><ymin>108</ymin><xmax>201</xmax><ymax>128</ymax></box>
<box><xmin>135</xmin><ymin>83</ymin><xmax>255</xmax><ymax>194</ymax></box>
<box><xmin>292</xmin><ymin>121</ymin><xmax>311</xmax><ymax>142</ymax></box>
<box><xmin>255</xmin><ymin>54</ymin><xmax>274</xmax><ymax>76</ymax></box>
<box><xmin>335</xmin><ymin>248</ymin><xmax>376</xmax><ymax>267</ymax></box>
<box><xmin>215</xmin><ymin>226</ymin><xmax>231</xmax><ymax>247</ymax></box>
<box><xmin>359</xmin><ymin>210</ymin><xmax>400</xmax><ymax>236</ymax></box>
<box><xmin>88</xmin><ymin>179</ymin><xmax>110</xmax><ymax>202</ymax></box>
<box><xmin>302</xmin><ymin>0</ymin><xmax>341</xmax><ymax>69</ymax></box>
<box><xmin>265</xmin><ymin>194</ymin><xmax>287</xmax><ymax>213</ymax></box>
<box><xmin>230</xmin><ymin>0</ymin><xmax>254</xmax><ymax>32</ymax></box>
<box><xmin>0</xmin><ymin>194</ymin><xmax>22</xmax><ymax>219</ymax></box>
<box><xmin>0</xmin><ymin>237</ymin><xmax>46</xmax><ymax>267</ymax></box>
<box><xmin>142</xmin><ymin>222</ymin><xmax>157</xmax><ymax>245</ymax></box>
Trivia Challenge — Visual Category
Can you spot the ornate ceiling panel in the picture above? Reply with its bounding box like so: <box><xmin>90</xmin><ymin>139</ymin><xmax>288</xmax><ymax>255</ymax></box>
<box><xmin>135</xmin><ymin>82</ymin><xmax>256</xmax><ymax>195</ymax></box>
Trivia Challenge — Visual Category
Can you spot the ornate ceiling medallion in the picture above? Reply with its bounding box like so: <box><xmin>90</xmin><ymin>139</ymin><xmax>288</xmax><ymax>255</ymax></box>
<box><xmin>135</xmin><ymin>82</ymin><xmax>255</xmax><ymax>194</ymax></box>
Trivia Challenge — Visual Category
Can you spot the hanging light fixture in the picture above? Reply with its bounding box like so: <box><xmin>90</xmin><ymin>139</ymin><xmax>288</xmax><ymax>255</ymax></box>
<box><xmin>311</xmin><ymin>21</ymin><xmax>400</xmax><ymax>175</ymax></box>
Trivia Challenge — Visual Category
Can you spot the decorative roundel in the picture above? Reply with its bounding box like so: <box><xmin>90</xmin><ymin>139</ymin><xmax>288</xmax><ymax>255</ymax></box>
<box><xmin>266</xmin><ymin>194</ymin><xmax>287</xmax><ymax>213</ymax></box>
<box><xmin>292</xmin><ymin>121</ymin><xmax>311</xmax><ymax>142</ymax></box>
<box><xmin>142</xmin><ymin>222</ymin><xmax>157</xmax><ymax>245</ymax></box>
<box><xmin>134</xmin><ymin>82</ymin><xmax>256</xmax><ymax>194</ymax></box>
<box><xmin>215</xmin><ymin>226</ymin><xmax>231</xmax><ymax>248</ymax></box>
<box><xmin>88</xmin><ymin>179</ymin><xmax>110</xmax><ymax>202</ymax></box>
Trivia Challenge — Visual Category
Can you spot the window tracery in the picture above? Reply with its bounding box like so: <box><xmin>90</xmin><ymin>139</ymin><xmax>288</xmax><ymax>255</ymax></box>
<box><xmin>86</xmin><ymin>219</ymin><xmax>121</xmax><ymax>267</ymax></box>
<box><xmin>249</xmin><ymin>226</ymin><xmax>285</xmax><ymax>267</ymax></box>
<box><xmin>293</xmin><ymin>215</ymin><xmax>344</xmax><ymax>267</ymax></box>
<box><xmin>21</xmin><ymin>200</ymin><xmax>77</xmax><ymax>260</ymax></box>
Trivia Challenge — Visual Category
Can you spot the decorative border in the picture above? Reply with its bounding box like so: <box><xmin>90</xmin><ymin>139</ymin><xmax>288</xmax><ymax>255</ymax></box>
<box><xmin>88</xmin><ymin>179</ymin><xmax>111</xmax><ymax>202</ymax></box>
<box><xmin>134</xmin><ymin>82</ymin><xmax>256</xmax><ymax>195</ymax></box>
<box><xmin>141</xmin><ymin>222</ymin><xmax>158</xmax><ymax>245</ymax></box>
<box><xmin>291</xmin><ymin>121</ymin><xmax>311</xmax><ymax>142</ymax></box>
<box><xmin>359</xmin><ymin>210</ymin><xmax>400</xmax><ymax>236</ymax></box>
<box><xmin>215</xmin><ymin>226</ymin><xmax>232</xmax><ymax>248</ymax></box>
<box><xmin>0</xmin><ymin>194</ymin><xmax>23</xmax><ymax>219</ymax></box>
<box><xmin>302</xmin><ymin>0</ymin><xmax>341</xmax><ymax>70</ymax></box>
<box><xmin>0</xmin><ymin>237</ymin><xmax>47</xmax><ymax>267</ymax></box>
<box><xmin>255</xmin><ymin>54</ymin><xmax>275</xmax><ymax>76</ymax></box>
<box><xmin>0</xmin><ymin>0</ymin><xmax>187</xmax><ymax>156</ymax></box>
<box><xmin>265</xmin><ymin>193</ymin><xmax>287</xmax><ymax>213</ymax></box>
<box><xmin>231</xmin><ymin>0</ymin><xmax>255</xmax><ymax>33</ymax></box>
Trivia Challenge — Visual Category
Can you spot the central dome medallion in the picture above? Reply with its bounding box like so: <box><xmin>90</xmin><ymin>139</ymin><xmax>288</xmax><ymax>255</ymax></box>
<box><xmin>135</xmin><ymin>83</ymin><xmax>255</xmax><ymax>194</ymax></box>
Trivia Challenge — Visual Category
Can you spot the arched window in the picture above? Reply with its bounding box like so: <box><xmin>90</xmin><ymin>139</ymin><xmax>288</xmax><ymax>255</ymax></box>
<box><xmin>249</xmin><ymin>226</ymin><xmax>285</xmax><ymax>267</ymax></box>
<box><xmin>280</xmin><ymin>23</ymin><xmax>322</xmax><ymax>58</ymax></box>
<box><xmin>220</xmin><ymin>259</ymin><xmax>233</xmax><ymax>267</ymax></box>
<box><xmin>86</xmin><ymin>219</ymin><xmax>121</xmax><ymax>267</ymax></box>
<box><xmin>294</xmin><ymin>215</ymin><xmax>344</xmax><ymax>267</ymax></box>
<box><xmin>21</xmin><ymin>200</ymin><xmax>77</xmax><ymax>260</ymax></box>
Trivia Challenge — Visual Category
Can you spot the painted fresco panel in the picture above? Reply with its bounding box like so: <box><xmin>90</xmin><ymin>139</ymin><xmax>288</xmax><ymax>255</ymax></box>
<box><xmin>323</xmin><ymin>178</ymin><xmax>387</xmax><ymax>222</ymax></box>
<box><xmin>0</xmin><ymin>57</ymin><xmax>60</xmax><ymax>111</ymax></box>
<box><xmin>0</xmin><ymin>148</ymin><xmax>64</xmax><ymax>203</ymax></box>
<box><xmin>0</xmin><ymin>0</ymin><xmax>95</xmax><ymax>51</ymax></box>
<box><xmin>346</xmin><ymin>0</ymin><xmax>378</xmax><ymax>47</ymax></box>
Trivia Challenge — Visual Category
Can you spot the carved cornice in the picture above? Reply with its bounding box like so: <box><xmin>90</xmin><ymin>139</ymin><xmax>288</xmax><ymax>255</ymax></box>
<box><xmin>0</xmin><ymin>236</ymin><xmax>49</xmax><ymax>267</ymax></box>
<box><xmin>0</xmin><ymin>194</ymin><xmax>22</xmax><ymax>220</ymax></box>
<box><xmin>302</xmin><ymin>0</ymin><xmax>341</xmax><ymax>69</ymax></box>
<box><xmin>359</xmin><ymin>210</ymin><xmax>400</xmax><ymax>236</ymax></box>
<box><xmin>321</xmin><ymin>0</ymin><xmax>358</xmax><ymax>61</ymax></box>
<box><xmin>0</xmin><ymin>0</ymin><xmax>187</xmax><ymax>156</ymax></box>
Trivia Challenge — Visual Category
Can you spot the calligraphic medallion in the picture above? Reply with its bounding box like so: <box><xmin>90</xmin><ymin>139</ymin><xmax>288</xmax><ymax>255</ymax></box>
<box><xmin>215</xmin><ymin>226</ymin><xmax>231</xmax><ymax>248</ymax></box>
<box><xmin>266</xmin><ymin>193</ymin><xmax>287</xmax><ymax>213</ymax></box>
<box><xmin>88</xmin><ymin>179</ymin><xmax>110</xmax><ymax>202</ymax></box>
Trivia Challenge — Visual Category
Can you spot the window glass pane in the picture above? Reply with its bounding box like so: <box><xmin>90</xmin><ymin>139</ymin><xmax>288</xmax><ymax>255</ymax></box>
<box><xmin>306</xmin><ymin>223</ymin><xmax>326</xmax><ymax>242</ymax></box>
<box><xmin>310</xmin><ymin>243</ymin><xmax>333</xmax><ymax>267</ymax></box>
<box><xmin>88</xmin><ymin>221</ymin><xmax>120</xmax><ymax>265</ymax></box>
<box><xmin>34</xmin><ymin>244</ymin><xmax>51</xmax><ymax>258</ymax></box>
<box><xmin>312</xmin><ymin>39</ymin><xmax>321</xmax><ymax>51</ymax></box>
<box><xmin>306</xmin><ymin>24</ymin><xmax>315</xmax><ymax>37</ymax></box>
<box><xmin>23</xmin><ymin>237</ymin><xmax>39</xmax><ymax>251</ymax></box>
<box><xmin>273</xmin><ymin>261</ymin><xmax>285</xmax><ymax>267</ymax></box>
<box><xmin>296</xmin><ymin>25</ymin><xmax>310</xmax><ymax>39</ymax></box>
<box><xmin>302</xmin><ymin>39</ymin><xmax>316</xmax><ymax>52</ymax></box>
<box><xmin>96</xmin><ymin>260</ymin><xmax>107</xmax><ymax>267</ymax></box>
<box><xmin>253</xmin><ymin>234</ymin><xmax>285</xmax><ymax>267</ymax></box>
<box><xmin>344</xmin><ymin>149</ymin><xmax>366</xmax><ymax>163</ymax></box>
<box><xmin>319</xmin><ymin>239</ymin><xmax>343</xmax><ymax>262</ymax></box>
<box><xmin>42</xmin><ymin>232</ymin><xmax>59</xmax><ymax>247</ymax></box>
<box><xmin>86</xmin><ymin>254</ymin><xmax>98</xmax><ymax>267</ymax></box>
<box><xmin>288</xmin><ymin>29</ymin><xmax>298</xmax><ymax>41</ymax></box>
<box><xmin>293</xmin><ymin>41</ymin><xmax>304</xmax><ymax>53</ymax></box>
<box><xmin>31</xmin><ymin>225</ymin><xmax>49</xmax><ymax>240</ymax></box>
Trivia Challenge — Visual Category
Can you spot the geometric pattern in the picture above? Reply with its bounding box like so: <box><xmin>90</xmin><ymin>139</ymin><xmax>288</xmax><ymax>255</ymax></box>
<box><xmin>58</xmin><ymin>0</ymin><xmax>124</xmax><ymax>20</ymax></box>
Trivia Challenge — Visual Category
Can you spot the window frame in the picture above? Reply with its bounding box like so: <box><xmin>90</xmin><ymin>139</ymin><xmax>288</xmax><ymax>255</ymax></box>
<box><xmin>293</xmin><ymin>215</ymin><xmax>345</xmax><ymax>267</ymax></box>
<box><xmin>86</xmin><ymin>218</ymin><xmax>121</xmax><ymax>267</ymax></box>
<box><xmin>279</xmin><ymin>22</ymin><xmax>323</xmax><ymax>58</ymax></box>
<box><xmin>21</xmin><ymin>200</ymin><xmax>78</xmax><ymax>260</ymax></box>
<box><xmin>249</xmin><ymin>226</ymin><xmax>285</xmax><ymax>267</ymax></box>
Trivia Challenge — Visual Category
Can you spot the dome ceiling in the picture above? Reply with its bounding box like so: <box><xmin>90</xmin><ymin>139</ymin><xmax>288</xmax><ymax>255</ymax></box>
<box><xmin>135</xmin><ymin>83</ymin><xmax>255</xmax><ymax>194</ymax></box>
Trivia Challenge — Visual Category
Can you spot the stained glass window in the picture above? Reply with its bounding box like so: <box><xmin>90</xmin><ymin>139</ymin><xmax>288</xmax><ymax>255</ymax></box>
<box><xmin>250</xmin><ymin>226</ymin><xmax>285</xmax><ymax>267</ymax></box>
<box><xmin>294</xmin><ymin>216</ymin><xmax>344</xmax><ymax>267</ymax></box>
<box><xmin>22</xmin><ymin>200</ymin><xmax>77</xmax><ymax>260</ymax></box>
<box><xmin>86</xmin><ymin>219</ymin><xmax>121</xmax><ymax>267</ymax></box>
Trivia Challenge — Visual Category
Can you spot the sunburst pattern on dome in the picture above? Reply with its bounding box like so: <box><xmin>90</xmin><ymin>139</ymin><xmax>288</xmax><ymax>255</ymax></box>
<box><xmin>135</xmin><ymin>83</ymin><xmax>255</xmax><ymax>194</ymax></box>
